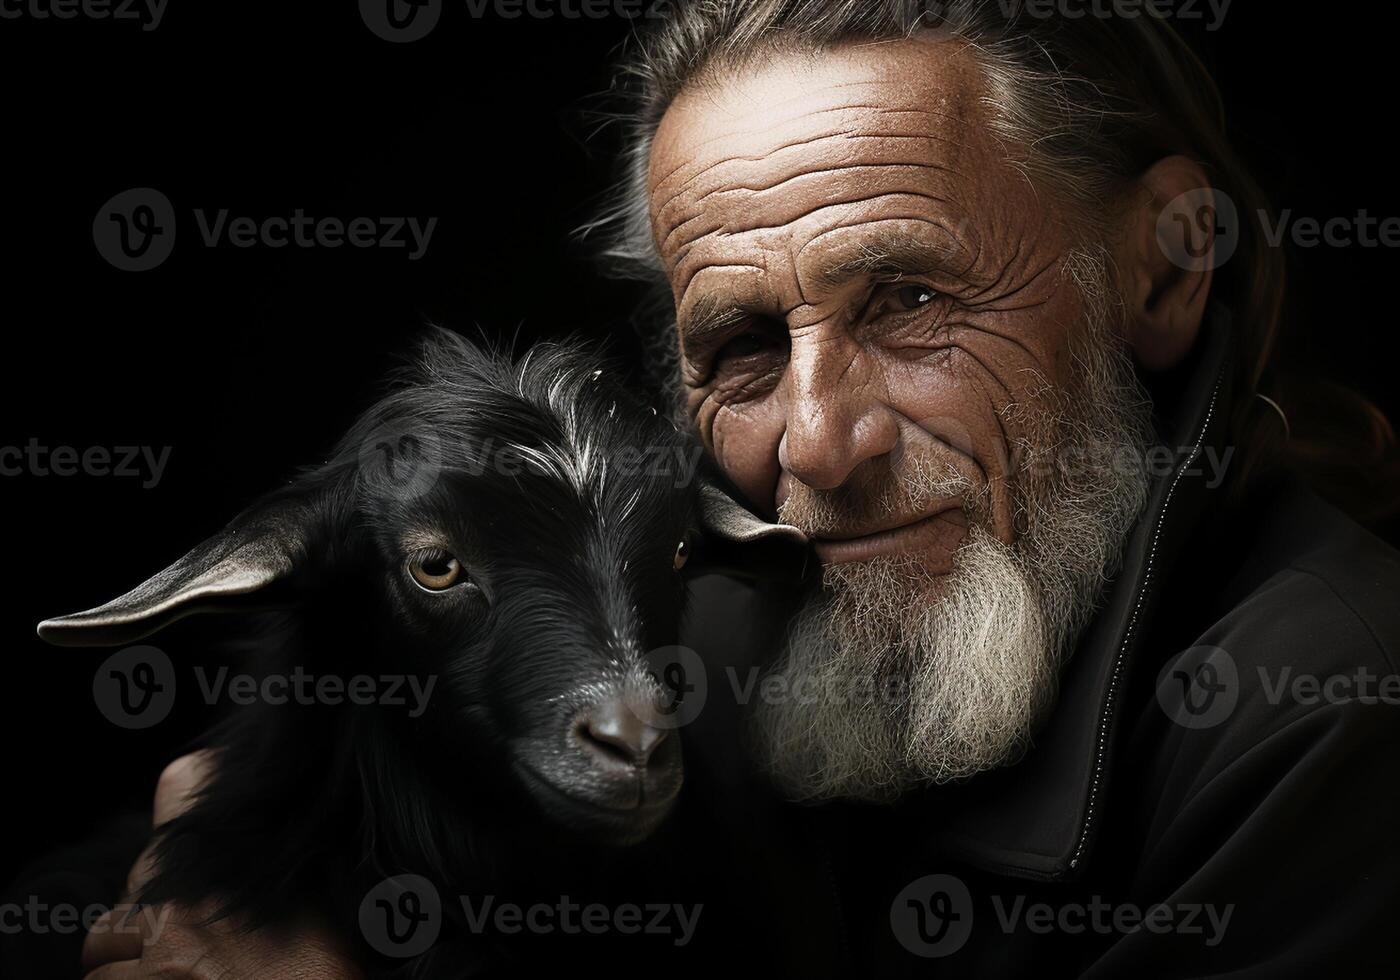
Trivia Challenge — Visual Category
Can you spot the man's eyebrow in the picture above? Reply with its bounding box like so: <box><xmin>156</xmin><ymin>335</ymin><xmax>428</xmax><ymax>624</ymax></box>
<box><xmin>810</xmin><ymin>232</ymin><xmax>959</xmax><ymax>292</ymax></box>
<box><xmin>677</xmin><ymin>293</ymin><xmax>755</xmax><ymax>347</ymax></box>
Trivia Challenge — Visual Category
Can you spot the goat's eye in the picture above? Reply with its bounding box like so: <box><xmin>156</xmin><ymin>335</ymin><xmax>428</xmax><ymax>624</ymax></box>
<box><xmin>673</xmin><ymin>539</ymin><xmax>689</xmax><ymax>571</ymax></box>
<box><xmin>407</xmin><ymin>549</ymin><xmax>464</xmax><ymax>592</ymax></box>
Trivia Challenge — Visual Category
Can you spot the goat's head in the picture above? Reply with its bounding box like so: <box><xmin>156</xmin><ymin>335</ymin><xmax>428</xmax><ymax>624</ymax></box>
<box><xmin>38</xmin><ymin>332</ymin><xmax>804</xmax><ymax>847</ymax></box>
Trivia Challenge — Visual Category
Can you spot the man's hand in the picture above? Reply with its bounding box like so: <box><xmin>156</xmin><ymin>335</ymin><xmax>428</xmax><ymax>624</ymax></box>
<box><xmin>81</xmin><ymin>752</ymin><xmax>363</xmax><ymax>979</ymax></box>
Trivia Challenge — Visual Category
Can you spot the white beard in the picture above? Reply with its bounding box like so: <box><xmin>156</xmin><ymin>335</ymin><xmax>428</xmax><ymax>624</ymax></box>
<box><xmin>752</xmin><ymin>254</ymin><xmax>1155</xmax><ymax>801</ymax></box>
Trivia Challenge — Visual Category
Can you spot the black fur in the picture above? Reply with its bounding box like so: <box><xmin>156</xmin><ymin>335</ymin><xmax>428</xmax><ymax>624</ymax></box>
<box><xmin>140</xmin><ymin>333</ymin><xmax>700</xmax><ymax>975</ymax></box>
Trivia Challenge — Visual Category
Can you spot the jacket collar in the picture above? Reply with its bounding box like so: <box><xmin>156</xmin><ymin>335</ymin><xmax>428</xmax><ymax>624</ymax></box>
<box><xmin>917</xmin><ymin>305</ymin><xmax>1237</xmax><ymax>881</ymax></box>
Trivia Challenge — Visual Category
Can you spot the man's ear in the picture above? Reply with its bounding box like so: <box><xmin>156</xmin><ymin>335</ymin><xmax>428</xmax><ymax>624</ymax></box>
<box><xmin>1119</xmin><ymin>155</ymin><xmax>1217</xmax><ymax>370</ymax></box>
<box><xmin>37</xmin><ymin>500</ymin><xmax>313</xmax><ymax>647</ymax></box>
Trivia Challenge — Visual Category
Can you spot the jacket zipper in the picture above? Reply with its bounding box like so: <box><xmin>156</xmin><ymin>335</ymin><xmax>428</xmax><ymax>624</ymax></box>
<box><xmin>1069</xmin><ymin>377</ymin><xmax>1224</xmax><ymax>870</ymax></box>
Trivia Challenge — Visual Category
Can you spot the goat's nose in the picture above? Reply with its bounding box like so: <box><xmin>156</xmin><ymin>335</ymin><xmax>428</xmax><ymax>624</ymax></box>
<box><xmin>576</xmin><ymin>697</ymin><xmax>669</xmax><ymax>768</ymax></box>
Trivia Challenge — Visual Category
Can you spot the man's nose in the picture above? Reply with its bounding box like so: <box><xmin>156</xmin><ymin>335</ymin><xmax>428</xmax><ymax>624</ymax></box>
<box><xmin>778</xmin><ymin>339</ymin><xmax>898</xmax><ymax>491</ymax></box>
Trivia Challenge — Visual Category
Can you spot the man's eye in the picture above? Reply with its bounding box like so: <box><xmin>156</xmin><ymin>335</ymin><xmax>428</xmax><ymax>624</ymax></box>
<box><xmin>891</xmin><ymin>284</ymin><xmax>938</xmax><ymax>310</ymax></box>
<box><xmin>718</xmin><ymin>331</ymin><xmax>769</xmax><ymax>360</ymax></box>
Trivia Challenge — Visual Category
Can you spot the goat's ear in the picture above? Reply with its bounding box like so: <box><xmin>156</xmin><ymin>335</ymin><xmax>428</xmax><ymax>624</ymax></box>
<box><xmin>694</xmin><ymin>477</ymin><xmax>810</xmax><ymax>582</ymax></box>
<box><xmin>37</xmin><ymin>502</ymin><xmax>311</xmax><ymax>647</ymax></box>
<box><xmin>698</xmin><ymin>480</ymin><xmax>806</xmax><ymax>546</ymax></box>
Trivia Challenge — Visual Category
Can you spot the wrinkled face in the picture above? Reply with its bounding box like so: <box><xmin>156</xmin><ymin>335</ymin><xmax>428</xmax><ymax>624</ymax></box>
<box><xmin>648</xmin><ymin>38</ymin><xmax>1089</xmax><ymax>566</ymax></box>
<box><xmin>365</xmin><ymin>399</ymin><xmax>696</xmax><ymax>844</ymax></box>
<box><xmin>647</xmin><ymin>39</ymin><xmax>1157</xmax><ymax>799</ymax></box>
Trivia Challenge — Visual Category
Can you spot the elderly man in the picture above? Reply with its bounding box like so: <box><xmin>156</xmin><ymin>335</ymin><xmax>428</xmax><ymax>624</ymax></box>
<box><xmin>83</xmin><ymin>2</ymin><xmax>1400</xmax><ymax>976</ymax></box>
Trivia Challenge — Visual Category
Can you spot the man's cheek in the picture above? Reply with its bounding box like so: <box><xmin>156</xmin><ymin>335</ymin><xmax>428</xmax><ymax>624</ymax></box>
<box><xmin>710</xmin><ymin>402</ymin><xmax>784</xmax><ymax>513</ymax></box>
<box><xmin>684</xmin><ymin>385</ymin><xmax>711</xmax><ymax>437</ymax></box>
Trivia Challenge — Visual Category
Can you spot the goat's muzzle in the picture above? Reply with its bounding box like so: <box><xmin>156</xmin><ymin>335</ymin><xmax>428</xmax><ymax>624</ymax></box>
<box><xmin>514</xmin><ymin>687</ymin><xmax>683</xmax><ymax>845</ymax></box>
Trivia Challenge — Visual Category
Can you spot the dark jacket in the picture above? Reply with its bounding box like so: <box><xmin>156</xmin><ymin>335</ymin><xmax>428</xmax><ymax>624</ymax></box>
<box><xmin>675</xmin><ymin>311</ymin><xmax>1400</xmax><ymax>977</ymax></box>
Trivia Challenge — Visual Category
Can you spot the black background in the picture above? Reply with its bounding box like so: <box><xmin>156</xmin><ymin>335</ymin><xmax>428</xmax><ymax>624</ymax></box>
<box><xmin>1</xmin><ymin>0</ymin><xmax>1397</xmax><ymax>902</ymax></box>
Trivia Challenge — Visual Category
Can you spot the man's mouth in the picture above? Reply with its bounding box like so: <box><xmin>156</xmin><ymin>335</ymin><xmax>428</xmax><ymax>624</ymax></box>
<box><xmin>810</xmin><ymin>505</ymin><xmax>969</xmax><ymax>566</ymax></box>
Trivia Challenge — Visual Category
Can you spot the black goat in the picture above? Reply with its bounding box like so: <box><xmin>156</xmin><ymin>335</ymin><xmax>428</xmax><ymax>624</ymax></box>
<box><xmin>37</xmin><ymin>332</ymin><xmax>799</xmax><ymax>976</ymax></box>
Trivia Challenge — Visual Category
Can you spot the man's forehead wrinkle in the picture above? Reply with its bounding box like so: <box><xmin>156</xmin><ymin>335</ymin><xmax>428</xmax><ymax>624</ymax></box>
<box><xmin>649</xmin><ymin>34</ymin><xmax>989</xmax><ymax>188</ymax></box>
<box><xmin>648</xmin><ymin>65</ymin><xmax>979</xmax><ymax>192</ymax></box>
<box><xmin>650</xmin><ymin>105</ymin><xmax>975</xmax><ymax>207</ymax></box>
<box><xmin>656</xmin><ymin>63</ymin><xmax>963</xmax><ymax>163</ymax></box>
<box><xmin>649</xmin><ymin>75</ymin><xmax>985</xmax><ymax>257</ymax></box>
<box><xmin>667</xmin><ymin>224</ymin><xmax>782</xmax><ymax>300</ymax></box>
<box><xmin>793</xmin><ymin>218</ymin><xmax>977</xmax><ymax>295</ymax></box>
<box><xmin>649</xmin><ymin>119</ymin><xmax>971</xmax><ymax>251</ymax></box>
<box><xmin>687</xmin><ymin>158</ymin><xmax>965</xmax><ymax>215</ymax></box>
<box><xmin>657</xmin><ymin>207</ymin><xmax>725</xmax><ymax>263</ymax></box>
<box><xmin>654</xmin><ymin>152</ymin><xmax>966</xmax><ymax>260</ymax></box>
<box><xmin>649</xmin><ymin>96</ymin><xmax>888</xmax><ymax>189</ymax></box>
<box><xmin>680</xmin><ymin>190</ymin><xmax>955</xmax><ymax>256</ymax></box>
